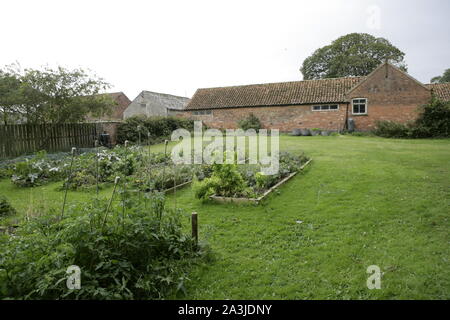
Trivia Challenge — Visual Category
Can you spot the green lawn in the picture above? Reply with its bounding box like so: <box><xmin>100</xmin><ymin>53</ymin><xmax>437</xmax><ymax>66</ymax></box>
<box><xmin>1</xmin><ymin>135</ymin><xmax>449</xmax><ymax>299</ymax></box>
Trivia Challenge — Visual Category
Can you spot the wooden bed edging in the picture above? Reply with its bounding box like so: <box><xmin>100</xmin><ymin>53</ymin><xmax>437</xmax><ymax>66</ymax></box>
<box><xmin>209</xmin><ymin>158</ymin><xmax>312</xmax><ymax>204</ymax></box>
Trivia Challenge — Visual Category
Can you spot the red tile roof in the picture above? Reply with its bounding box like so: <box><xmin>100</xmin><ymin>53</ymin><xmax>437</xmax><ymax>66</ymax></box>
<box><xmin>425</xmin><ymin>83</ymin><xmax>450</xmax><ymax>102</ymax></box>
<box><xmin>185</xmin><ymin>77</ymin><xmax>366</xmax><ymax>110</ymax></box>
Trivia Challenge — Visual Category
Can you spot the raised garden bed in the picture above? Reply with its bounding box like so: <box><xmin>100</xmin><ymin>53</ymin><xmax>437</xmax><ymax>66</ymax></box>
<box><xmin>209</xmin><ymin>158</ymin><xmax>312</xmax><ymax>204</ymax></box>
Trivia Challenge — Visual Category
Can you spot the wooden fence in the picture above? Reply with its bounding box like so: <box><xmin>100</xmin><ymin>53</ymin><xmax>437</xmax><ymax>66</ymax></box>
<box><xmin>0</xmin><ymin>123</ymin><xmax>100</xmax><ymax>159</ymax></box>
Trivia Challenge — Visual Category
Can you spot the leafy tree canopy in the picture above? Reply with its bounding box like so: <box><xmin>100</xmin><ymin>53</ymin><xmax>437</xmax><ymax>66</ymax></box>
<box><xmin>300</xmin><ymin>33</ymin><xmax>407</xmax><ymax>80</ymax></box>
<box><xmin>431</xmin><ymin>68</ymin><xmax>450</xmax><ymax>84</ymax></box>
<box><xmin>0</xmin><ymin>63</ymin><xmax>115</xmax><ymax>125</ymax></box>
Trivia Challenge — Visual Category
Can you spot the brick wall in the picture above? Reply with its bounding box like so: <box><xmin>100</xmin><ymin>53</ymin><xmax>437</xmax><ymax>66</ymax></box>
<box><xmin>347</xmin><ymin>64</ymin><xmax>431</xmax><ymax>131</ymax></box>
<box><xmin>183</xmin><ymin>104</ymin><xmax>348</xmax><ymax>132</ymax></box>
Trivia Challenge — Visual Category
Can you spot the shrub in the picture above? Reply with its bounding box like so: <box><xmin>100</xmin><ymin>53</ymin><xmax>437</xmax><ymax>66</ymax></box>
<box><xmin>116</xmin><ymin>116</ymin><xmax>195</xmax><ymax>144</ymax></box>
<box><xmin>0</xmin><ymin>196</ymin><xmax>16</xmax><ymax>217</ymax></box>
<box><xmin>373</xmin><ymin>120</ymin><xmax>411</xmax><ymax>138</ymax></box>
<box><xmin>0</xmin><ymin>195</ymin><xmax>206</xmax><ymax>299</ymax></box>
<box><xmin>414</xmin><ymin>97</ymin><xmax>450</xmax><ymax>138</ymax></box>
<box><xmin>373</xmin><ymin>98</ymin><xmax>450</xmax><ymax>139</ymax></box>
<box><xmin>237</xmin><ymin>113</ymin><xmax>262</xmax><ymax>131</ymax></box>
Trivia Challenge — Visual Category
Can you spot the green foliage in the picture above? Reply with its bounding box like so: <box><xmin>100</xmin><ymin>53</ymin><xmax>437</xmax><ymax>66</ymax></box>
<box><xmin>0</xmin><ymin>68</ymin><xmax>23</xmax><ymax>125</ymax></box>
<box><xmin>431</xmin><ymin>68</ymin><xmax>450</xmax><ymax>84</ymax></box>
<box><xmin>193</xmin><ymin>152</ymin><xmax>309</xmax><ymax>200</ymax></box>
<box><xmin>116</xmin><ymin>116</ymin><xmax>195</xmax><ymax>144</ymax></box>
<box><xmin>192</xmin><ymin>176</ymin><xmax>221</xmax><ymax>201</ymax></box>
<box><xmin>63</xmin><ymin>147</ymin><xmax>143</xmax><ymax>190</ymax></box>
<box><xmin>373</xmin><ymin>120</ymin><xmax>412</xmax><ymax>138</ymax></box>
<box><xmin>414</xmin><ymin>97</ymin><xmax>450</xmax><ymax>137</ymax></box>
<box><xmin>237</xmin><ymin>113</ymin><xmax>262</xmax><ymax>131</ymax></box>
<box><xmin>0</xmin><ymin>63</ymin><xmax>114</xmax><ymax>125</ymax></box>
<box><xmin>374</xmin><ymin>98</ymin><xmax>450</xmax><ymax>138</ymax></box>
<box><xmin>0</xmin><ymin>165</ymin><xmax>13</xmax><ymax>179</ymax></box>
<box><xmin>11</xmin><ymin>151</ymin><xmax>65</xmax><ymax>187</ymax></box>
<box><xmin>193</xmin><ymin>158</ymin><xmax>250</xmax><ymax>200</ymax></box>
<box><xmin>0</xmin><ymin>196</ymin><xmax>16</xmax><ymax>217</ymax></box>
<box><xmin>0</xmin><ymin>196</ymin><xmax>206</xmax><ymax>299</ymax></box>
<box><xmin>300</xmin><ymin>33</ymin><xmax>407</xmax><ymax>80</ymax></box>
<box><xmin>133</xmin><ymin>164</ymin><xmax>196</xmax><ymax>192</ymax></box>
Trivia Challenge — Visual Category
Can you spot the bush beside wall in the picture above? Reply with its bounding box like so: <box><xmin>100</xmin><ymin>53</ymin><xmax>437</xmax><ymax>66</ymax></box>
<box><xmin>374</xmin><ymin>98</ymin><xmax>450</xmax><ymax>138</ymax></box>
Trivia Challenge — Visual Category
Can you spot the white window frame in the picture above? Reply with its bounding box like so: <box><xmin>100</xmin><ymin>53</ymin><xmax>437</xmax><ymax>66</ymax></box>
<box><xmin>352</xmin><ymin>98</ymin><xmax>368</xmax><ymax>115</ymax></box>
<box><xmin>311</xmin><ymin>104</ymin><xmax>340</xmax><ymax>112</ymax></box>
<box><xmin>193</xmin><ymin>110</ymin><xmax>212</xmax><ymax>115</ymax></box>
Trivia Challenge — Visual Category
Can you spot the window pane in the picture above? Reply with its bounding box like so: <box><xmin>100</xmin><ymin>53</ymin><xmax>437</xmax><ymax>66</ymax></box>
<box><xmin>360</xmin><ymin>106</ymin><xmax>366</xmax><ymax>113</ymax></box>
<box><xmin>330</xmin><ymin>105</ymin><xmax>338</xmax><ymax>110</ymax></box>
<box><xmin>313</xmin><ymin>106</ymin><xmax>320</xmax><ymax>111</ymax></box>
<box><xmin>322</xmin><ymin>105</ymin><xmax>329</xmax><ymax>110</ymax></box>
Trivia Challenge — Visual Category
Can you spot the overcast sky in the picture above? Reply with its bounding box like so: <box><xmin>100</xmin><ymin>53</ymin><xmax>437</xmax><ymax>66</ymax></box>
<box><xmin>1</xmin><ymin>0</ymin><xmax>449</xmax><ymax>100</ymax></box>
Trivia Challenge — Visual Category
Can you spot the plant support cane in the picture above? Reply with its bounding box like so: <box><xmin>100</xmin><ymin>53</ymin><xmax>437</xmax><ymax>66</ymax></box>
<box><xmin>95</xmin><ymin>139</ymin><xmax>99</xmax><ymax>196</ymax></box>
<box><xmin>103</xmin><ymin>176</ymin><xmax>120</xmax><ymax>229</ymax></box>
<box><xmin>61</xmin><ymin>147</ymin><xmax>76</xmax><ymax>220</ymax></box>
<box><xmin>161</xmin><ymin>140</ymin><xmax>168</xmax><ymax>191</ymax></box>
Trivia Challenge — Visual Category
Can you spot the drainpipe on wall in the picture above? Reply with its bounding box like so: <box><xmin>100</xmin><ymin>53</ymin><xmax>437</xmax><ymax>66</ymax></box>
<box><xmin>344</xmin><ymin>102</ymin><xmax>350</xmax><ymax>132</ymax></box>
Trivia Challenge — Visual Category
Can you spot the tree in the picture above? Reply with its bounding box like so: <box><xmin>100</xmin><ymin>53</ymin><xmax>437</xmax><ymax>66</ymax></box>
<box><xmin>0</xmin><ymin>64</ymin><xmax>115</xmax><ymax>125</ymax></box>
<box><xmin>0</xmin><ymin>67</ymin><xmax>24</xmax><ymax>125</ymax></box>
<box><xmin>300</xmin><ymin>33</ymin><xmax>407</xmax><ymax>80</ymax></box>
<box><xmin>431</xmin><ymin>69</ymin><xmax>450</xmax><ymax>84</ymax></box>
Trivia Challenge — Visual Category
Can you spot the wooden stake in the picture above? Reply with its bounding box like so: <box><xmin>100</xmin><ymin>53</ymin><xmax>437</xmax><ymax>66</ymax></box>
<box><xmin>103</xmin><ymin>176</ymin><xmax>120</xmax><ymax>228</ymax></box>
<box><xmin>61</xmin><ymin>147</ymin><xmax>76</xmax><ymax>219</ymax></box>
<box><xmin>161</xmin><ymin>140</ymin><xmax>169</xmax><ymax>191</ymax></box>
<box><xmin>192</xmin><ymin>212</ymin><xmax>198</xmax><ymax>245</ymax></box>
<box><xmin>95</xmin><ymin>140</ymin><xmax>99</xmax><ymax>196</ymax></box>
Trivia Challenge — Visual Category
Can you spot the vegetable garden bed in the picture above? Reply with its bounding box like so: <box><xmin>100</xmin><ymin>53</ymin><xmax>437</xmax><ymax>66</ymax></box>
<box><xmin>209</xmin><ymin>159</ymin><xmax>312</xmax><ymax>204</ymax></box>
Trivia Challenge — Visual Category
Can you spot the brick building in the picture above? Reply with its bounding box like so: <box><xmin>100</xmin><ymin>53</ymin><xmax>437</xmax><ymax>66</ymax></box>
<box><xmin>182</xmin><ymin>62</ymin><xmax>450</xmax><ymax>132</ymax></box>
